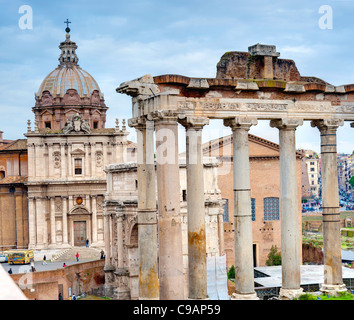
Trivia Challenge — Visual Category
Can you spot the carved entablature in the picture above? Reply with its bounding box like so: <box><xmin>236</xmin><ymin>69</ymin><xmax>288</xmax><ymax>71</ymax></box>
<box><xmin>116</xmin><ymin>45</ymin><xmax>354</xmax><ymax>124</ymax></box>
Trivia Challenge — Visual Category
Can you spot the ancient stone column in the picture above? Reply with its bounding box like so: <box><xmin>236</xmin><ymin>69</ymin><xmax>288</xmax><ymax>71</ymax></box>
<box><xmin>67</xmin><ymin>143</ymin><xmax>72</xmax><ymax>178</ymax></box>
<box><xmin>311</xmin><ymin>119</ymin><xmax>347</xmax><ymax>295</ymax></box>
<box><xmin>62</xmin><ymin>196</ymin><xmax>69</xmax><ymax>246</ymax></box>
<box><xmin>91</xmin><ymin>142</ymin><xmax>96</xmax><ymax>177</ymax></box>
<box><xmin>116</xmin><ymin>212</ymin><xmax>124</xmax><ymax>269</ymax></box>
<box><xmin>60</xmin><ymin>143</ymin><xmax>67</xmax><ymax>178</ymax></box>
<box><xmin>218</xmin><ymin>207</ymin><xmax>225</xmax><ymax>255</ymax></box>
<box><xmin>91</xmin><ymin>195</ymin><xmax>98</xmax><ymax>245</ymax></box>
<box><xmin>270</xmin><ymin>118</ymin><xmax>304</xmax><ymax>299</ymax></box>
<box><xmin>102</xmin><ymin>203</ymin><xmax>114</xmax><ymax>298</ymax></box>
<box><xmin>28</xmin><ymin>196</ymin><xmax>36</xmax><ymax>248</ymax></box>
<box><xmin>134</xmin><ymin>118</ymin><xmax>159</xmax><ymax>300</ymax></box>
<box><xmin>84</xmin><ymin>143</ymin><xmax>90</xmax><ymax>177</ymax></box>
<box><xmin>103</xmin><ymin>210</ymin><xmax>112</xmax><ymax>267</ymax></box>
<box><xmin>49</xmin><ymin>197</ymin><xmax>56</xmax><ymax>246</ymax></box>
<box><xmin>224</xmin><ymin>117</ymin><xmax>258</xmax><ymax>300</ymax></box>
<box><xmin>179</xmin><ymin>116</ymin><xmax>209</xmax><ymax>300</ymax></box>
<box><xmin>48</xmin><ymin>143</ymin><xmax>53</xmax><ymax>178</ymax></box>
<box><xmin>154</xmin><ymin>111</ymin><xmax>184</xmax><ymax>300</ymax></box>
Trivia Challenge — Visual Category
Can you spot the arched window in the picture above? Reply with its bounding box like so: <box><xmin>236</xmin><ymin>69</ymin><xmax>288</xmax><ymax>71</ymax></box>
<box><xmin>264</xmin><ymin>197</ymin><xmax>280</xmax><ymax>221</ymax></box>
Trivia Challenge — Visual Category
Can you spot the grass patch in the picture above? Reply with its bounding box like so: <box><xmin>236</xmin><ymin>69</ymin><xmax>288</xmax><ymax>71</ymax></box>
<box><xmin>298</xmin><ymin>292</ymin><xmax>354</xmax><ymax>300</ymax></box>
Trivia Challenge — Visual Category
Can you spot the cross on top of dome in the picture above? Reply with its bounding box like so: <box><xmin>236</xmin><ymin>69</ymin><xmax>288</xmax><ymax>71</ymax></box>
<box><xmin>58</xmin><ymin>20</ymin><xmax>79</xmax><ymax>67</ymax></box>
<box><xmin>64</xmin><ymin>19</ymin><xmax>71</xmax><ymax>33</ymax></box>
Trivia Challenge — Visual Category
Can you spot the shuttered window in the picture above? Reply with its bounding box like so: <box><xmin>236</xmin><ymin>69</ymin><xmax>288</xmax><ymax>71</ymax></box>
<box><xmin>74</xmin><ymin>158</ymin><xmax>82</xmax><ymax>175</ymax></box>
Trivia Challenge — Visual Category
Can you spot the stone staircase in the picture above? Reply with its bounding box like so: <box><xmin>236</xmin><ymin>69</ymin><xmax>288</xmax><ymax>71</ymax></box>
<box><xmin>51</xmin><ymin>247</ymin><xmax>101</xmax><ymax>262</ymax></box>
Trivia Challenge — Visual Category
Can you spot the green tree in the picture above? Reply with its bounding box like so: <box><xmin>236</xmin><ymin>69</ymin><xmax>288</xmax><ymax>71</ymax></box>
<box><xmin>266</xmin><ymin>245</ymin><xmax>282</xmax><ymax>266</ymax></box>
<box><xmin>228</xmin><ymin>265</ymin><xmax>235</xmax><ymax>279</ymax></box>
<box><xmin>349</xmin><ymin>176</ymin><xmax>354</xmax><ymax>188</ymax></box>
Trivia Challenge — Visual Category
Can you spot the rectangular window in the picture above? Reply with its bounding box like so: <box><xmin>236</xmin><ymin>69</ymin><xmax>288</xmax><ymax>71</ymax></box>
<box><xmin>310</xmin><ymin>168</ymin><xmax>315</xmax><ymax>172</ymax></box>
<box><xmin>251</xmin><ymin>198</ymin><xmax>256</xmax><ymax>221</ymax></box>
<box><xmin>223</xmin><ymin>199</ymin><xmax>229</xmax><ymax>222</ymax></box>
<box><xmin>182</xmin><ymin>190</ymin><xmax>187</xmax><ymax>202</ymax></box>
<box><xmin>45</xmin><ymin>121</ymin><xmax>51</xmax><ymax>129</ymax></box>
<box><xmin>74</xmin><ymin>158</ymin><xmax>82</xmax><ymax>175</ymax></box>
<box><xmin>93</xmin><ymin>121</ymin><xmax>98</xmax><ymax>129</ymax></box>
<box><xmin>264</xmin><ymin>197</ymin><xmax>280</xmax><ymax>221</ymax></box>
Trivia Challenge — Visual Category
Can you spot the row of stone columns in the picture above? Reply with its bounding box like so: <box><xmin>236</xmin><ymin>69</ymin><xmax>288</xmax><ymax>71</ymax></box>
<box><xmin>133</xmin><ymin>114</ymin><xmax>348</xmax><ymax>300</ymax></box>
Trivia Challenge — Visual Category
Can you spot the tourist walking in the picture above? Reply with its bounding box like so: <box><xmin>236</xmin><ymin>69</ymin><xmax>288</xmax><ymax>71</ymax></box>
<box><xmin>100</xmin><ymin>250</ymin><xmax>105</xmax><ymax>260</ymax></box>
<box><xmin>76</xmin><ymin>252</ymin><xmax>79</xmax><ymax>262</ymax></box>
<box><xmin>8</xmin><ymin>268</ymin><xmax>12</xmax><ymax>274</ymax></box>
<box><xmin>42</xmin><ymin>255</ymin><xmax>47</xmax><ymax>265</ymax></box>
<box><xmin>63</xmin><ymin>262</ymin><xmax>66</xmax><ymax>267</ymax></box>
<box><xmin>86</xmin><ymin>239</ymin><xmax>89</xmax><ymax>247</ymax></box>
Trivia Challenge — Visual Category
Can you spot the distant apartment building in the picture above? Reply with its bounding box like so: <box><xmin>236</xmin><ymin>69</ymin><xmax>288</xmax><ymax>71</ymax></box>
<box><xmin>298</xmin><ymin>149</ymin><xmax>321</xmax><ymax>199</ymax></box>
<box><xmin>337</xmin><ymin>153</ymin><xmax>352</xmax><ymax>194</ymax></box>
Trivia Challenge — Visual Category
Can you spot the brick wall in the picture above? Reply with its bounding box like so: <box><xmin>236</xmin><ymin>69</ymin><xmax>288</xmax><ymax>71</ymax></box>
<box><xmin>10</xmin><ymin>260</ymin><xmax>105</xmax><ymax>300</ymax></box>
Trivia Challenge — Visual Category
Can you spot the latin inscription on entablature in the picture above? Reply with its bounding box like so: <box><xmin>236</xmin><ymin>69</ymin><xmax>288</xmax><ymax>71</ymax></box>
<box><xmin>335</xmin><ymin>105</ymin><xmax>354</xmax><ymax>113</ymax></box>
<box><xmin>293</xmin><ymin>102</ymin><xmax>333</xmax><ymax>113</ymax></box>
<box><xmin>177</xmin><ymin>100</ymin><xmax>288</xmax><ymax>112</ymax></box>
<box><xmin>246</xmin><ymin>103</ymin><xmax>287</xmax><ymax>111</ymax></box>
<box><xmin>176</xmin><ymin>99</ymin><xmax>354</xmax><ymax>117</ymax></box>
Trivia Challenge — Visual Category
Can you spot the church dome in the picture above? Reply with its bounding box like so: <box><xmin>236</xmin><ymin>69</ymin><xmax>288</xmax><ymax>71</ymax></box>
<box><xmin>32</xmin><ymin>24</ymin><xmax>108</xmax><ymax>131</ymax></box>
<box><xmin>35</xmin><ymin>30</ymin><xmax>103</xmax><ymax>100</ymax></box>
<box><xmin>37</xmin><ymin>65</ymin><xmax>102</xmax><ymax>98</ymax></box>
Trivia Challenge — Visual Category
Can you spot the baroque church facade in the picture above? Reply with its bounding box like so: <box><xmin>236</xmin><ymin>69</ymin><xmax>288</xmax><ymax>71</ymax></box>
<box><xmin>25</xmin><ymin>28</ymin><xmax>133</xmax><ymax>250</ymax></box>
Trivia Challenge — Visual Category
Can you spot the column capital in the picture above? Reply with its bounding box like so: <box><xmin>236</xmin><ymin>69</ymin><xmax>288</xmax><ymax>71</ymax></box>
<box><xmin>115</xmin><ymin>212</ymin><xmax>125</xmax><ymax>222</ymax></box>
<box><xmin>150</xmin><ymin>110</ymin><xmax>179</xmax><ymax>125</ymax></box>
<box><xmin>223</xmin><ymin>117</ymin><xmax>258</xmax><ymax>131</ymax></box>
<box><xmin>270</xmin><ymin>118</ymin><xmax>303</xmax><ymax>130</ymax></box>
<box><xmin>129</xmin><ymin>116</ymin><xmax>155</xmax><ymax>131</ymax></box>
<box><xmin>311</xmin><ymin>119</ymin><xmax>344</xmax><ymax>131</ymax></box>
<box><xmin>178</xmin><ymin>116</ymin><xmax>209</xmax><ymax>130</ymax></box>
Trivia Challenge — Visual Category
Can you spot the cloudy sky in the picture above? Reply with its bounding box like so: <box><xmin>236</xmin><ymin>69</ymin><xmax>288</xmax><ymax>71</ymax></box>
<box><xmin>0</xmin><ymin>0</ymin><xmax>353</xmax><ymax>153</ymax></box>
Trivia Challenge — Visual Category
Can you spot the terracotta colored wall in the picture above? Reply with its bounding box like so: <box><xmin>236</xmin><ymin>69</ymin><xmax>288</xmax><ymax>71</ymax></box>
<box><xmin>11</xmin><ymin>260</ymin><xmax>105</xmax><ymax>300</ymax></box>
<box><xmin>219</xmin><ymin>155</ymin><xmax>302</xmax><ymax>268</ymax></box>
<box><xmin>0</xmin><ymin>185</ymin><xmax>28</xmax><ymax>250</ymax></box>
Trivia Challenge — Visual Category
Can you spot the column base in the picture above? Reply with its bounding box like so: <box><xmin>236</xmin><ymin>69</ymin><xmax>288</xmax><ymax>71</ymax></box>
<box><xmin>279</xmin><ymin>288</ymin><xmax>304</xmax><ymax>300</ymax></box>
<box><xmin>139</xmin><ymin>297</ymin><xmax>160</xmax><ymax>300</ymax></box>
<box><xmin>231</xmin><ymin>292</ymin><xmax>259</xmax><ymax>300</ymax></box>
<box><xmin>103</xmin><ymin>284</ymin><xmax>114</xmax><ymax>298</ymax></box>
<box><xmin>320</xmin><ymin>283</ymin><xmax>347</xmax><ymax>295</ymax></box>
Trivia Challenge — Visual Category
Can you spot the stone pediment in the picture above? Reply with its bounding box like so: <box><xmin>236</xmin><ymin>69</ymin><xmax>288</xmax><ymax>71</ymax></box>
<box><xmin>69</xmin><ymin>205</ymin><xmax>90</xmax><ymax>215</ymax></box>
<box><xmin>71</xmin><ymin>148</ymin><xmax>85</xmax><ymax>156</ymax></box>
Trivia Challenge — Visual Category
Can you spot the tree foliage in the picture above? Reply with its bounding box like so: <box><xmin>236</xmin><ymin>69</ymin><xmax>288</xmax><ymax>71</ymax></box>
<box><xmin>266</xmin><ymin>245</ymin><xmax>282</xmax><ymax>266</ymax></box>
